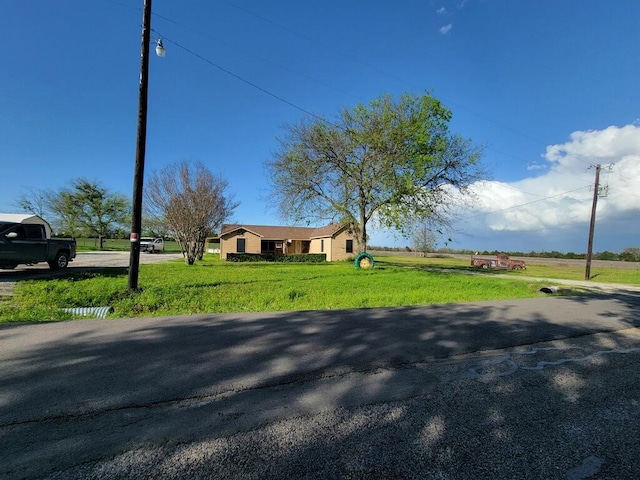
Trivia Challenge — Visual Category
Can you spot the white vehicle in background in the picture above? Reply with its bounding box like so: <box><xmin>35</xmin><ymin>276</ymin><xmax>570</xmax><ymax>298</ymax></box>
<box><xmin>140</xmin><ymin>237</ymin><xmax>164</xmax><ymax>253</ymax></box>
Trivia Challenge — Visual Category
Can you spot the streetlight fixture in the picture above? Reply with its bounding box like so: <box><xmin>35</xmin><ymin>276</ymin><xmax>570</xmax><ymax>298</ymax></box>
<box><xmin>128</xmin><ymin>0</ymin><xmax>164</xmax><ymax>291</ymax></box>
<box><xmin>155</xmin><ymin>39</ymin><xmax>166</xmax><ymax>57</ymax></box>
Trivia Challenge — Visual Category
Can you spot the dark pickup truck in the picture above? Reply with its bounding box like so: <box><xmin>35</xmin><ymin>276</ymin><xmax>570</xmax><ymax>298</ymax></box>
<box><xmin>0</xmin><ymin>214</ymin><xmax>76</xmax><ymax>270</ymax></box>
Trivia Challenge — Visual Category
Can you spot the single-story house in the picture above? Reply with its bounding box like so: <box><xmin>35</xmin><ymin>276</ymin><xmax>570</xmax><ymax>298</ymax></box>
<box><xmin>218</xmin><ymin>223</ymin><xmax>357</xmax><ymax>262</ymax></box>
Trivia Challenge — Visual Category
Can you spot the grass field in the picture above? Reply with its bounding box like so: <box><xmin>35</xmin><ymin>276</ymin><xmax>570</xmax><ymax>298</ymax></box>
<box><xmin>3</xmin><ymin>253</ymin><xmax>638</xmax><ymax>323</ymax></box>
<box><xmin>381</xmin><ymin>254</ymin><xmax>640</xmax><ymax>285</ymax></box>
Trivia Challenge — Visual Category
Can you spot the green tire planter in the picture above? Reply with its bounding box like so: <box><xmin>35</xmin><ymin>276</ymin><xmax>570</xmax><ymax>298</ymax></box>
<box><xmin>354</xmin><ymin>252</ymin><xmax>374</xmax><ymax>270</ymax></box>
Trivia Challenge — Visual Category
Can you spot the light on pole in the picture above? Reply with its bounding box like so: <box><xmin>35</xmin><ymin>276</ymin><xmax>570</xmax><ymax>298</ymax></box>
<box><xmin>128</xmin><ymin>0</ymin><xmax>164</xmax><ymax>291</ymax></box>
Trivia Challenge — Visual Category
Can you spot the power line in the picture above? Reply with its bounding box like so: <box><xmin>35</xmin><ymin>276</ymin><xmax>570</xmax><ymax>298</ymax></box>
<box><xmin>219</xmin><ymin>1</ymin><xmax>595</xmax><ymax>167</ymax></box>
<box><xmin>106</xmin><ymin>0</ymin><xmax>613</xmax><ymax>186</ymax></box>
<box><xmin>154</xmin><ymin>32</ymin><xmax>334</xmax><ymax>126</ymax></box>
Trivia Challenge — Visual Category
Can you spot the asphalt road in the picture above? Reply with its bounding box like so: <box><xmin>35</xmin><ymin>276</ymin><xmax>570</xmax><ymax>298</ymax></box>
<box><xmin>2</xmin><ymin>292</ymin><xmax>640</xmax><ymax>479</ymax></box>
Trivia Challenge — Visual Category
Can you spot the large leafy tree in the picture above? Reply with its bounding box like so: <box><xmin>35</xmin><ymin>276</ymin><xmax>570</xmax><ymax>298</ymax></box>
<box><xmin>15</xmin><ymin>180</ymin><xmax>129</xmax><ymax>245</ymax></box>
<box><xmin>61</xmin><ymin>179</ymin><xmax>130</xmax><ymax>248</ymax></box>
<box><xmin>266</xmin><ymin>92</ymin><xmax>485</xmax><ymax>252</ymax></box>
<box><xmin>145</xmin><ymin>160</ymin><xmax>238</xmax><ymax>264</ymax></box>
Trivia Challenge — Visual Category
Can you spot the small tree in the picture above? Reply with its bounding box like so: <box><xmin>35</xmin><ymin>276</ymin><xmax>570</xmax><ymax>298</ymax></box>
<box><xmin>266</xmin><ymin>92</ymin><xmax>484</xmax><ymax>253</ymax></box>
<box><xmin>145</xmin><ymin>160</ymin><xmax>238</xmax><ymax>264</ymax></box>
<box><xmin>412</xmin><ymin>220</ymin><xmax>437</xmax><ymax>256</ymax></box>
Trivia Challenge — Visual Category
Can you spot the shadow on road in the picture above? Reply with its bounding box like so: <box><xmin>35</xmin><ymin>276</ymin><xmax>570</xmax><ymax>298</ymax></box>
<box><xmin>1</xmin><ymin>293</ymin><xmax>640</xmax><ymax>478</ymax></box>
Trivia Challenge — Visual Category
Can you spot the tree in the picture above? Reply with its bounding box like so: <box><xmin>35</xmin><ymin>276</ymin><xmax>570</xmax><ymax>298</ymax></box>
<box><xmin>620</xmin><ymin>247</ymin><xmax>640</xmax><ymax>262</ymax></box>
<box><xmin>412</xmin><ymin>220</ymin><xmax>437</xmax><ymax>255</ymax></box>
<box><xmin>13</xmin><ymin>188</ymin><xmax>53</xmax><ymax>218</ymax></box>
<box><xmin>145</xmin><ymin>160</ymin><xmax>238</xmax><ymax>265</ymax></box>
<box><xmin>266</xmin><ymin>92</ymin><xmax>485</xmax><ymax>253</ymax></box>
<box><xmin>56</xmin><ymin>179</ymin><xmax>130</xmax><ymax>248</ymax></box>
<box><xmin>14</xmin><ymin>181</ymin><xmax>129</xmax><ymax>243</ymax></box>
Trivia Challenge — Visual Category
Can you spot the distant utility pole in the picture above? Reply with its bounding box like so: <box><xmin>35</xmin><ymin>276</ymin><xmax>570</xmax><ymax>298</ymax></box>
<box><xmin>584</xmin><ymin>164</ymin><xmax>601</xmax><ymax>280</ymax></box>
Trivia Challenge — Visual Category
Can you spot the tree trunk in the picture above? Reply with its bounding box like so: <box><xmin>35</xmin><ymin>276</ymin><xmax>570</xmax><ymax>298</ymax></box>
<box><xmin>359</xmin><ymin>209</ymin><xmax>367</xmax><ymax>253</ymax></box>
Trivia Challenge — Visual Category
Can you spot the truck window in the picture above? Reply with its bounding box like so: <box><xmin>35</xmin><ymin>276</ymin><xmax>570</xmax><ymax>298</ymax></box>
<box><xmin>12</xmin><ymin>226</ymin><xmax>27</xmax><ymax>239</ymax></box>
<box><xmin>25</xmin><ymin>225</ymin><xmax>44</xmax><ymax>239</ymax></box>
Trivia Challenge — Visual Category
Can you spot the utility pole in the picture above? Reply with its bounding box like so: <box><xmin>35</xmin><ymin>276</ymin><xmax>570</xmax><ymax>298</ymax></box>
<box><xmin>584</xmin><ymin>164</ymin><xmax>601</xmax><ymax>280</ymax></box>
<box><xmin>128</xmin><ymin>0</ymin><xmax>156</xmax><ymax>291</ymax></box>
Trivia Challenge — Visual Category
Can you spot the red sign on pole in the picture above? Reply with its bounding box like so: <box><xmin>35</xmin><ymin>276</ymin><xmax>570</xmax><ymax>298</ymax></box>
<box><xmin>130</xmin><ymin>233</ymin><xmax>139</xmax><ymax>242</ymax></box>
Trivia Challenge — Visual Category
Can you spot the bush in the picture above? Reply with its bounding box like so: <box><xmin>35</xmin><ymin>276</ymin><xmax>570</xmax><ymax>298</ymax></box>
<box><xmin>227</xmin><ymin>253</ymin><xmax>326</xmax><ymax>263</ymax></box>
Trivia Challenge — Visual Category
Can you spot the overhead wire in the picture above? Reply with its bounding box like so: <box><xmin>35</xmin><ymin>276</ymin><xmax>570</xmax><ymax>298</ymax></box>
<box><xmin>149</xmin><ymin>5</ymin><xmax>600</xmax><ymax>205</ymax></box>
<box><xmin>105</xmin><ymin>0</ymin><xmax>618</xmax><ymax>208</ymax></box>
<box><xmin>152</xmin><ymin>31</ymin><xmax>334</xmax><ymax>126</ymax></box>
<box><xmin>219</xmin><ymin>0</ymin><xmax>597</xmax><ymax>171</ymax></box>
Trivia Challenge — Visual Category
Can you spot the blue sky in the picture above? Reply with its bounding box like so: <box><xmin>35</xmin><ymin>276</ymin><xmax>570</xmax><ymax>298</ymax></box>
<box><xmin>2</xmin><ymin>1</ymin><xmax>639</xmax><ymax>253</ymax></box>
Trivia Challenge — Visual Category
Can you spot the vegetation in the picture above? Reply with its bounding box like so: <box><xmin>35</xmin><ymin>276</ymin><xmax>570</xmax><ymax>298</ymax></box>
<box><xmin>3</xmin><ymin>253</ymin><xmax>638</xmax><ymax>323</ymax></box>
<box><xmin>266</xmin><ymin>92</ymin><xmax>484</xmax><ymax>253</ymax></box>
<box><xmin>145</xmin><ymin>161</ymin><xmax>238</xmax><ymax>264</ymax></box>
<box><xmin>15</xmin><ymin>179</ymin><xmax>130</xmax><ymax>247</ymax></box>
<box><xmin>0</xmin><ymin>256</ymin><xmax>540</xmax><ymax>321</ymax></box>
<box><xmin>369</xmin><ymin>246</ymin><xmax>640</xmax><ymax>261</ymax></box>
<box><xmin>227</xmin><ymin>253</ymin><xmax>327</xmax><ymax>263</ymax></box>
<box><xmin>378</xmin><ymin>254</ymin><xmax>640</xmax><ymax>284</ymax></box>
<box><xmin>14</xmin><ymin>167</ymin><xmax>237</xmax><ymax>257</ymax></box>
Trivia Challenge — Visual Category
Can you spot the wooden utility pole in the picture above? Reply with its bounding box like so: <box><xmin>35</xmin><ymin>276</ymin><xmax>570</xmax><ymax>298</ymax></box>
<box><xmin>584</xmin><ymin>164</ymin><xmax>601</xmax><ymax>280</ymax></box>
<box><xmin>128</xmin><ymin>0</ymin><xmax>152</xmax><ymax>291</ymax></box>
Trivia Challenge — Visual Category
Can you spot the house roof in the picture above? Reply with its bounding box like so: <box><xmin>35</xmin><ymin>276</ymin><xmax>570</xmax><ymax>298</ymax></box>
<box><xmin>220</xmin><ymin>223</ymin><xmax>347</xmax><ymax>240</ymax></box>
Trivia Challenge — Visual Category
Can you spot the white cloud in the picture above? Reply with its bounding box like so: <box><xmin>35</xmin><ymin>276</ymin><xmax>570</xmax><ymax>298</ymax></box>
<box><xmin>526</xmin><ymin>162</ymin><xmax>545</xmax><ymax>171</ymax></box>
<box><xmin>437</xmin><ymin>7</ymin><xmax>447</xmax><ymax>15</ymax></box>
<box><xmin>456</xmin><ymin>124</ymin><xmax>640</xmax><ymax>250</ymax></box>
<box><xmin>439</xmin><ymin>24</ymin><xmax>453</xmax><ymax>34</ymax></box>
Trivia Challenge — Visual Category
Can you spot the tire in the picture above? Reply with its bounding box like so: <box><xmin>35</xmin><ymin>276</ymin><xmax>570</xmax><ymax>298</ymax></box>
<box><xmin>48</xmin><ymin>252</ymin><xmax>69</xmax><ymax>270</ymax></box>
<box><xmin>481</xmin><ymin>264</ymin><xmax>488</xmax><ymax>269</ymax></box>
<box><xmin>354</xmin><ymin>252</ymin><xmax>375</xmax><ymax>270</ymax></box>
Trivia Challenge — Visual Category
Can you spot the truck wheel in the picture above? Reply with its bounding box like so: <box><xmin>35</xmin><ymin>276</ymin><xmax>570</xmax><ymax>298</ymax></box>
<box><xmin>48</xmin><ymin>252</ymin><xmax>70</xmax><ymax>270</ymax></box>
<box><xmin>481</xmin><ymin>264</ymin><xmax>488</xmax><ymax>269</ymax></box>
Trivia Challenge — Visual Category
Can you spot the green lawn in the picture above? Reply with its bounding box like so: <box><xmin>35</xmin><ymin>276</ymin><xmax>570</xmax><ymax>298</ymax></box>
<box><xmin>2</xmin><ymin>253</ymin><xmax>637</xmax><ymax>323</ymax></box>
<box><xmin>378</xmin><ymin>254</ymin><xmax>640</xmax><ymax>285</ymax></box>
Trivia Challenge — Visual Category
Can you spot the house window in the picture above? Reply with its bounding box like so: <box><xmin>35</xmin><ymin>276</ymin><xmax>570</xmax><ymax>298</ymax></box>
<box><xmin>320</xmin><ymin>239</ymin><xmax>324</xmax><ymax>252</ymax></box>
<box><xmin>346</xmin><ymin>239</ymin><xmax>353</xmax><ymax>253</ymax></box>
<box><xmin>261</xmin><ymin>240</ymin><xmax>277</xmax><ymax>254</ymax></box>
<box><xmin>237</xmin><ymin>238</ymin><xmax>246</xmax><ymax>253</ymax></box>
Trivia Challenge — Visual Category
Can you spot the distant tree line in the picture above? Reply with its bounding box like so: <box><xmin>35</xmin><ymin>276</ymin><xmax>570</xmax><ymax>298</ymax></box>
<box><xmin>368</xmin><ymin>246</ymin><xmax>640</xmax><ymax>262</ymax></box>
